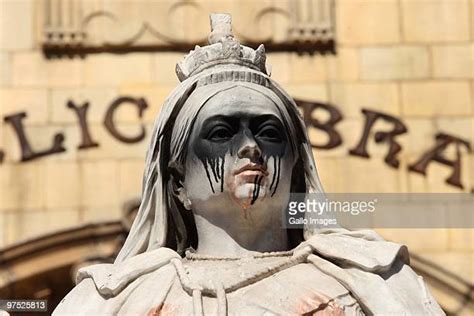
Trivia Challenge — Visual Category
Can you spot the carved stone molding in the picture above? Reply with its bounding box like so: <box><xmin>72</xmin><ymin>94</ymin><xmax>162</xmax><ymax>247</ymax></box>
<box><xmin>42</xmin><ymin>0</ymin><xmax>335</xmax><ymax>58</ymax></box>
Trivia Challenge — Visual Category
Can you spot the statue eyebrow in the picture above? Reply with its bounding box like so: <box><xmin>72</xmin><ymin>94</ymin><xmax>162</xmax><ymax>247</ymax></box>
<box><xmin>201</xmin><ymin>113</ymin><xmax>283</xmax><ymax>126</ymax></box>
<box><xmin>249</xmin><ymin>114</ymin><xmax>284</xmax><ymax>127</ymax></box>
<box><xmin>201</xmin><ymin>115</ymin><xmax>239</xmax><ymax>128</ymax></box>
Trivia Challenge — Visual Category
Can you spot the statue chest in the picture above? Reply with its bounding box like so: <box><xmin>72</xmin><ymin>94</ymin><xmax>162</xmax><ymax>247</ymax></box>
<box><xmin>153</xmin><ymin>258</ymin><xmax>364</xmax><ymax>315</ymax></box>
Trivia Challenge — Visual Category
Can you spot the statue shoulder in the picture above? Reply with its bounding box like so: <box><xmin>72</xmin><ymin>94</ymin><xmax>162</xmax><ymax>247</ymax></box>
<box><xmin>53</xmin><ymin>278</ymin><xmax>106</xmax><ymax>315</ymax></box>
<box><xmin>299</xmin><ymin>230</ymin><xmax>444</xmax><ymax>315</ymax></box>
<box><xmin>382</xmin><ymin>261</ymin><xmax>445</xmax><ymax>315</ymax></box>
<box><xmin>78</xmin><ymin>247</ymin><xmax>180</xmax><ymax>297</ymax></box>
<box><xmin>53</xmin><ymin>248</ymin><xmax>180</xmax><ymax>315</ymax></box>
<box><xmin>301</xmin><ymin>229</ymin><xmax>409</xmax><ymax>272</ymax></box>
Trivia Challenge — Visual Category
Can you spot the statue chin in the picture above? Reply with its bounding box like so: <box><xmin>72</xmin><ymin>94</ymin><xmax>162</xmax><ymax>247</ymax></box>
<box><xmin>232</xmin><ymin>183</ymin><xmax>267</xmax><ymax>203</ymax></box>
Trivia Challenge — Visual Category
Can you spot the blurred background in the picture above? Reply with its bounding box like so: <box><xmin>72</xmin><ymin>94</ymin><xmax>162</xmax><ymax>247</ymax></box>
<box><xmin>0</xmin><ymin>0</ymin><xmax>473</xmax><ymax>314</ymax></box>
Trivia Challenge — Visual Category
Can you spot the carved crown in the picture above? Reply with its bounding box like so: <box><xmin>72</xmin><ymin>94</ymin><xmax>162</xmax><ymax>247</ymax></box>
<box><xmin>175</xmin><ymin>13</ymin><xmax>270</xmax><ymax>82</ymax></box>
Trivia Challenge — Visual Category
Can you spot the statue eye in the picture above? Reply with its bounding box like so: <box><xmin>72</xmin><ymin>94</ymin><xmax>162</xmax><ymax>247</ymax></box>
<box><xmin>207</xmin><ymin>126</ymin><xmax>233</xmax><ymax>141</ymax></box>
<box><xmin>257</xmin><ymin>125</ymin><xmax>282</xmax><ymax>141</ymax></box>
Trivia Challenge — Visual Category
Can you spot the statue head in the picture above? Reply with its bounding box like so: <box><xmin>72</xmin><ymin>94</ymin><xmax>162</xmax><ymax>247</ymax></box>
<box><xmin>115</xmin><ymin>14</ymin><xmax>324</xmax><ymax>262</ymax></box>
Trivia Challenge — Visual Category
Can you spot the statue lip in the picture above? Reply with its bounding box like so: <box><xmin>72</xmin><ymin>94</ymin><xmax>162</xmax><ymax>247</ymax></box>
<box><xmin>233</xmin><ymin>163</ymin><xmax>269</xmax><ymax>176</ymax></box>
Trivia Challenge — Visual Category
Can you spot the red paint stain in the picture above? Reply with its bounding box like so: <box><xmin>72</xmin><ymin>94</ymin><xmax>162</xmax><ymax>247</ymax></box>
<box><xmin>293</xmin><ymin>291</ymin><xmax>344</xmax><ymax>316</ymax></box>
<box><xmin>148</xmin><ymin>303</ymin><xmax>176</xmax><ymax>316</ymax></box>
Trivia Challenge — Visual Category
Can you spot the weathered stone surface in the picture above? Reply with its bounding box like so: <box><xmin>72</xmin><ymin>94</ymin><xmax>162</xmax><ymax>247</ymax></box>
<box><xmin>326</xmin><ymin>48</ymin><xmax>360</xmax><ymax>82</ymax></box>
<box><xmin>266</xmin><ymin>53</ymin><xmax>291</xmax><ymax>84</ymax></box>
<box><xmin>45</xmin><ymin>162</ymin><xmax>81</xmax><ymax>208</ymax></box>
<box><xmin>0</xmin><ymin>53</ymin><xmax>10</xmax><ymax>86</ymax></box>
<box><xmin>82</xmin><ymin>206</ymin><xmax>122</xmax><ymax>223</ymax></box>
<box><xmin>449</xmin><ymin>229</ymin><xmax>474</xmax><ymax>251</ymax></box>
<box><xmin>360</xmin><ymin>46</ymin><xmax>430</xmax><ymax>80</ymax></box>
<box><xmin>285</xmin><ymin>84</ymin><xmax>328</xmax><ymax>101</ymax></box>
<box><xmin>401</xmin><ymin>81</ymin><xmax>472</xmax><ymax>117</ymax></box>
<box><xmin>12</xmin><ymin>52</ymin><xmax>83</xmax><ymax>87</ymax></box>
<box><xmin>118</xmin><ymin>84</ymin><xmax>174</xmax><ymax>122</ymax></box>
<box><xmin>417</xmin><ymin>251</ymin><xmax>474</xmax><ymax>281</ymax></box>
<box><xmin>0</xmin><ymin>212</ymin><xmax>5</xmax><ymax>247</ymax></box>
<box><xmin>0</xmin><ymin>88</ymin><xmax>48</xmax><ymax>123</ymax></box>
<box><xmin>289</xmin><ymin>53</ymin><xmax>326</xmax><ymax>83</ymax></box>
<box><xmin>81</xmin><ymin>160</ymin><xmax>120</xmax><ymax>208</ymax></box>
<box><xmin>436</xmin><ymin>118</ymin><xmax>474</xmax><ymax>144</ymax></box>
<box><xmin>0</xmin><ymin>0</ymin><xmax>34</xmax><ymax>51</ymax></box>
<box><xmin>402</xmin><ymin>0</ymin><xmax>470</xmax><ymax>43</ymax></box>
<box><xmin>341</xmin><ymin>156</ymin><xmax>404</xmax><ymax>192</ymax></box>
<box><xmin>377</xmin><ymin>229</ymin><xmax>449</xmax><ymax>251</ymax></box>
<box><xmin>6</xmin><ymin>208</ymin><xmax>81</xmax><ymax>243</ymax></box>
<box><xmin>313</xmin><ymin>156</ymin><xmax>345</xmax><ymax>192</ymax></box>
<box><xmin>84</xmin><ymin>54</ymin><xmax>152</xmax><ymax>86</ymax></box>
<box><xmin>330</xmin><ymin>83</ymin><xmax>400</xmax><ymax>118</ymax></box>
<box><xmin>337</xmin><ymin>0</ymin><xmax>400</xmax><ymax>45</ymax></box>
<box><xmin>472</xmin><ymin>0</ymin><xmax>474</xmax><ymax>40</ymax></box>
<box><xmin>152</xmin><ymin>53</ymin><xmax>186</xmax><ymax>85</ymax></box>
<box><xmin>119</xmin><ymin>159</ymin><xmax>145</xmax><ymax>203</ymax></box>
<box><xmin>432</xmin><ymin>44</ymin><xmax>474</xmax><ymax>79</ymax></box>
<box><xmin>0</xmin><ymin>163</ymin><xmax>45</xmax><ymax>210</ymax></box>
<box><xmin>11</xmin><ymin>51</ymin><xmax>83</xmax><ymax>87</ymax></box>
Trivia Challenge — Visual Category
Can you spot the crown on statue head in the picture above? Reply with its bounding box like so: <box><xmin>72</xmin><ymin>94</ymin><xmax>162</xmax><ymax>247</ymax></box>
<box><xmin>175</xmin><ymin>13</ymin><xmax>271</xmax><ymax>82</ymax></box>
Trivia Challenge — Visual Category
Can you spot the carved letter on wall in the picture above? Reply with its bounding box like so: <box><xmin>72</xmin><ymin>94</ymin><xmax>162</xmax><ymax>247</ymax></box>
<box><xmin>409</xmin><ymin>133</ymin><xmax>472</xmax><ymax>189</ymax></box>
<box><xmin>349</xmin><ymin>109</ymin><xmax>408</xmax><ymax>168</ymax></box>
<box><xmin>296</xmin><ymin>99</ymin><xmax>343</xmax><ymax>149</ymax></box>
<box><xmin>104</xmin><ymin>97</ymin><xmax>148</xmax><ymax>144</ymax></box>
<box><xmin>3</xmin><ymin>112</ymin><xmax>66</xmax><ymax>162</ymax></box>
<box><xmin>67</xmin><ymin>101</ymin><xmax>99</xmax><ymax>149</ymax></box>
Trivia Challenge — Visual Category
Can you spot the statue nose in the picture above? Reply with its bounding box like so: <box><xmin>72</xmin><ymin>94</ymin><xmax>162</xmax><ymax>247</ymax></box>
<box><xmin>237</xmin><ymin>141</ymin><xmax>263</xmax><ymax>162</ymax></box>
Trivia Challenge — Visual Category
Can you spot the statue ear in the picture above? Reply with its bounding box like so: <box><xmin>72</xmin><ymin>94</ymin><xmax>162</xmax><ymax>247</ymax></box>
<box><xmin>176</xmin><ymin>187</ymin><xmax>192</xmax><ymax>210</ymax></box>
<box><xmin>168</xmin><ymin>160</ymin><xmax>192</xmax><ymax>210</ymax></box>
<box><xmin>168</xmin><ymin>160</ymin><xmax>185</xmax><ymax>186</ymax></box>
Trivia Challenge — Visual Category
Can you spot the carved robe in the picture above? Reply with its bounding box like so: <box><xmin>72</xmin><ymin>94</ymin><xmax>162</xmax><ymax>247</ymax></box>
<box><xmin>53</xmin><ymin>231</ymin><xmax>444</xmax><ymax>315</ymax></box>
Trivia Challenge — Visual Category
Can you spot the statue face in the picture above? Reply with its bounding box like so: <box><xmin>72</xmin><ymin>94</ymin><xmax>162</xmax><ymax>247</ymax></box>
<box><xmin>183</xmin><ymin>86</ymin><xmax>296</xmax><ymax>221</ymax></box>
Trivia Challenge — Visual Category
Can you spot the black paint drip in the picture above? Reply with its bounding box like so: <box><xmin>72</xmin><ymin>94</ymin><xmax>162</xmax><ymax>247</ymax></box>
<box><xmin>269</xmin><ymin>156</ymin><xmax>278</xmax><ymax>191</ymax></box>
<box><xmin>271</xmin><ymin>156</ymin><xmax>281</xmax><ymax>197</ymax></box>
<box><xmin>201</xmin><ymin>159</ymin><xmax>215</xmax><ymax>194</ymax></box>
<box><xmin>220</xmin><ymin>156</ymin><xmax>225</xmax><ymax>192</ymax></box>
<box><xmin>250</xmin><ymin>175</ymin><xmax>264</xmax><ymax>205</ymax></box>
<box><xmin>200</xmin><ymin>153</ymin><xmax>281</xmax><ymax>200</ymax></box>
<box><xmin>201</xmin><ymin>156</ymin><xmax>226</xmax><ymax>194</ymax></box>
<box><xmin>208</xmin><ymin>158</ymin><xmax>219</xmax><ymax>182</ymax></box>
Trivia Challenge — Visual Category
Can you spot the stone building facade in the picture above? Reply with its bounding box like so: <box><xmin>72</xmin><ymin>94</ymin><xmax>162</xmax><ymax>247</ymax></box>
<box><xmin>0</xmin><ymin>0</ymin><xmax>473</xmax><ymax>313</ymax></box>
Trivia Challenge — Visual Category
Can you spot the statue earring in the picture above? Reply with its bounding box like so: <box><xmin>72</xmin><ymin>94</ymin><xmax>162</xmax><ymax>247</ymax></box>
<box><xmin>177</xmin><ymin>187</ymin><xmax>192</xmax><ymax>210</ymax></box>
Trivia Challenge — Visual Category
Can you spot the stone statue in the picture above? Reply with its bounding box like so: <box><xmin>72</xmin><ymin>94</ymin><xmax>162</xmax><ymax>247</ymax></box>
<box><xmin>54</xmin><ymin>14</ymin><xmax>444</xmax><ymax>315</ymax></box>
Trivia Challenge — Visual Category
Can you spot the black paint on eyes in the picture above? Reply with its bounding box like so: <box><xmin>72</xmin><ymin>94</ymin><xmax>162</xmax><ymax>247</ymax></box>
<box><xmin>192</xmin><ymin>113</ymin><xmax>289</xmax><ymax>196</ymax></box>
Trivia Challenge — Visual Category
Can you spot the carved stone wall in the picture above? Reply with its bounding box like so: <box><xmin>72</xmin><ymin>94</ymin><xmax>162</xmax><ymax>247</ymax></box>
<box><xmin>42</xmin><ymin>0</ymin><xmax>335</xmax><ymax>57</ymax></box>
